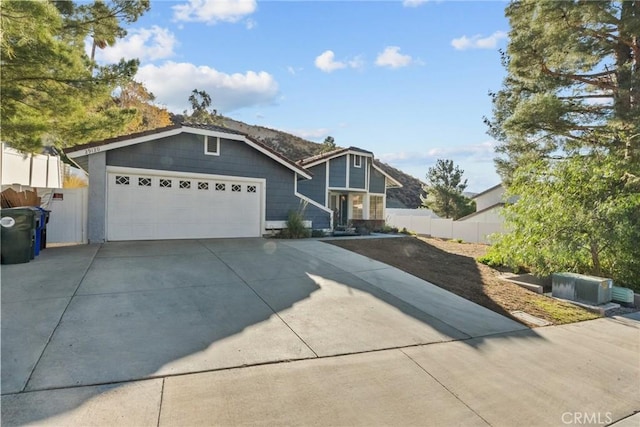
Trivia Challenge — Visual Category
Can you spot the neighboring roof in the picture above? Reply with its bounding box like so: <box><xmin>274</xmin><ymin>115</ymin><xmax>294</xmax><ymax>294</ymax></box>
<box><xmin>457</xmin><ymin>203</ymin><xmax>505</xmax><ymax>221</ymax></box>
<box><xmin>297</xmin><ymin>146</ymin><xmax>374</xmax><ymax>167</ymax></box>
<box><xmin>471</xmin><ymin>183</ymin><xmax>503</xmax><ymax>200</ymax></box>
<box><xmin>64</xmin><ymin>123</ymin><xmax>312</xmax><ymax>179</ymax></box>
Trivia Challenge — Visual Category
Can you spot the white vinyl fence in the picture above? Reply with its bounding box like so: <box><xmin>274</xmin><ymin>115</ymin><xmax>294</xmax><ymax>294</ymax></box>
<box><xmin>47</xmin><ymin>188</ymin><xmax>88</xmax><ymax>244</ymax></box>
<box><xmin>386</xmin><ymin>209</ymin><xmax>505</xmax><ymax>244</ymax></box>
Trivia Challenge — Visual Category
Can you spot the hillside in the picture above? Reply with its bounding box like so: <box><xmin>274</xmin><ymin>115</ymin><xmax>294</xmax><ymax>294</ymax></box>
<box><xmin>219</xmin><ymin>117</ymin><xmax>424</xmax><ymax>208</ymax></box>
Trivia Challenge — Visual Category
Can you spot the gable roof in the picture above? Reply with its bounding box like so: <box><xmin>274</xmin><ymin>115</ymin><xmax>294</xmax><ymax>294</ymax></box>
<box><xmin>297</xmin><ymin>146</ymin><xmax>374</xmax><ymax>167</ymax></box>
<box><xmin>471</xmin><ymin>183</ymin><xmax>503</xmax><ymax>200</ymax></box>
<box><xmin>64</xmin><ymin>123</ymin><xmax>311</xmax><ymax>179</ymax></box>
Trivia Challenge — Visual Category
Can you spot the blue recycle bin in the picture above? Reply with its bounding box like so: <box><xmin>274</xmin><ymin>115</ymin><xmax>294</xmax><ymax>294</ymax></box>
<box><xmin>28</xmin><ymin>207</ymin><xmax>44</xmax><ymax>257</ymax></box>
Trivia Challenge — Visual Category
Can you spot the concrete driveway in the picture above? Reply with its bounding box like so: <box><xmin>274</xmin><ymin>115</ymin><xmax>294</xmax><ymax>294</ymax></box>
<box><xmin>2</xmin><ymin>238</ymin><xmax>639</xmax><ymax>426</ymax></box>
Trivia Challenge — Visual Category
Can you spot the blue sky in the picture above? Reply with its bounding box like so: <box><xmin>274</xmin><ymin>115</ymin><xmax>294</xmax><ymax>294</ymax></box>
<box><xmin>95</xmin><ymin>0</ymin><xmax>510</xmax><ymax>192</ymax></box>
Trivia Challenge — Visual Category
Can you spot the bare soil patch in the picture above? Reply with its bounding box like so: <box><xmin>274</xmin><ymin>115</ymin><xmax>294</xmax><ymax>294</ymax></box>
<box><xmin>326</xmin><ymin>236</ymin><xmax>599</xmax><ymax>327</ymax></box>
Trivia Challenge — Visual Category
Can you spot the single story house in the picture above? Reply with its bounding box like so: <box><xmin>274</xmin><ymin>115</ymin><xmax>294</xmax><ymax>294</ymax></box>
<box><xmin>64</xmin><ymin>124</ymin><xmax>401</xmax><ymax>242</ymax></box>
<box><xmin>457</xmin><ymin>183</ymin><xmax>516</xmax><ymax>223</ymax></box>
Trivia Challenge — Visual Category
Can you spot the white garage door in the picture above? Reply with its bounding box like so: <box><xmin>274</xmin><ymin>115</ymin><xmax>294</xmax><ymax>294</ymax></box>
<box><xmin>106</xmin><ymin>168</ymin><xmax>263</xmax><ymax>241</ymax></box>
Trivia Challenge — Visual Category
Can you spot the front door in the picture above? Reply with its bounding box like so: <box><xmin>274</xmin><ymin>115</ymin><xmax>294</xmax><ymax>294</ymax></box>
<box><xmin>330</xmin><ymin>193</ymin><xmax>349</xmax><ymax>227</ymax></box>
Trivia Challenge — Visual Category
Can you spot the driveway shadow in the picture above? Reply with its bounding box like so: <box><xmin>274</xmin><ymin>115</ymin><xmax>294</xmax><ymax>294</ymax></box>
<box><xmin>1</xmin><ymin>238</ymin><xmax>542</xmax><ymax>426</ymax></box>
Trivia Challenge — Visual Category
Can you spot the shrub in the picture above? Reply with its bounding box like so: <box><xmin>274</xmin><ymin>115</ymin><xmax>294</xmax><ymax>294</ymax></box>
<box><xmin>283</xmin><ymin>210</ymin><xmax>311</xmax><ymax>239</ymax></box>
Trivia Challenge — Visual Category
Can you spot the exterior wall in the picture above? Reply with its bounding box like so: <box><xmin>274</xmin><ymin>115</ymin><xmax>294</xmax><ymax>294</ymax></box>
<box><xmin>349</xmin><ymin>154</ymin><xmax>366</xmax><ymax>189</ymax></box>
<box><xmin>296</xmin><ymin>163</ymin><xmax>326</xmax><ymax>206</ymax></box>
<box><xmin>87</xmin><ymin>152</ymin><xmax>106</xmax><ymax>243</ymax></box>
<box><xmin>369</xmin><ymin>167</ymin><xmax>386</xmax><ymax>194</ymax></box>
<box><xmin>328</xmin><ymin>156</ymin><xmax>346</xmax><ymax>187</ymax></box>
<box><xmin>475</xmin><ymin>185</ymin><xmax>504</xmax><ymax>211</ymax></box>
<box><xmin>458</xmin><ymin>206</ymin><xmax>504</xmax><ymax>223</ymax></box>
<box><xmin>301</xmin><ymin>203</ymin><xmax>331</xmax><ymax>229</ymax></box>
<box><xmin>105</xmin><ymin>133</ymin><xmax>301</xmax><ymax>223</ymax></box>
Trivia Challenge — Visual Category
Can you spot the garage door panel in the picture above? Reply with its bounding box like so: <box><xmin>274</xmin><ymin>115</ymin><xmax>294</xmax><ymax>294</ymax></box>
<box><xmin>107</xmin><ymin>171</ymin><xmax>262</xmax><ymax>241</ymax></box>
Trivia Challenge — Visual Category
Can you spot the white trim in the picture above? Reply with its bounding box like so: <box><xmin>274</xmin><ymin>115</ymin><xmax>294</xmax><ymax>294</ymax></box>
<box><xmin>346</xmin><ymin>155</ymin><xmax>350</xmax><ymax>188</ymax></box>
<box><xmin>365</xmin><ymin>157</ymin><xmax>369</xmax><ymax>191</ymax></box>
<box><xmin>67</xmin><ymin>127</ymin><xmax>312</xmax><ymax>180</ymax></box>
<box><xmin>241</xmin><ymin>136</ymin><xmax>312</xmax><ymax>179</ymax></box>
<box><xmin>328</xmin><ymin>187</ymin><xmax>368</xmax><ymax>192</ymax></box>
<box><xmin>106</xmin><ymin>166</ymin><xmax>267</xmax><ymax>238</ymax></box>
<box><xmin>301</xmin><ymin>149</ymin><xmax>373</xmax><ymax>169</ymax></box>
<box><xmin>203</xmin><ymin>136</ymin><xmax>220</xmax><ymax>156</ymax></box>
<box><xmin>67</xmin><ymin>128</ymin><xmax>183</xmax><ymax>158</ymax></box>
<box><xmin>371</xmin><ymin>163</ymin><xmax>403</xmax><ymax>188</ymax></box>
<box><xmin>294</xmin><ymin>173</ymin><xmax>333</xmax><ymax>215</ymax></box>
<box><xmin>353</xmin><ymin>155</ymin><xmax>362</xmax><ymax>168</ymax></box>
<box><xmin>107</xmin><ymin>166</ymin><xmax>263</xmax><ymax>183</ymax></box>
<box><xmin>265</xmin><ymin>220</ymin><xmax>312</xmax><ymax>229</ymax></box>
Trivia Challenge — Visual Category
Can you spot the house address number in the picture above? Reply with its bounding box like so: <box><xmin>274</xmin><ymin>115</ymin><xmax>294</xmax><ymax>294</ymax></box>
<box><xmin>84</xmin><ymin>146</ymin><xmax>101</xmax><ymax>155</ymax></box>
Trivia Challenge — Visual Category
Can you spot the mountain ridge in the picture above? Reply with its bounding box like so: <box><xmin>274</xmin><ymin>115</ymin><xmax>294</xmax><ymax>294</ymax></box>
<box><xmin>219</xmin><ymin>116</ymin><xmax>424</xmax><ymax>209</ymax></box>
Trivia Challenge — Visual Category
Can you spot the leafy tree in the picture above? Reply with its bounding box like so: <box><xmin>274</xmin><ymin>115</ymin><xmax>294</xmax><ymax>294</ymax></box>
<box><xmin>115</xmin><ymin>81</ymin><xmax>172</xmax><ymax>133</ymax></box>
<box><xmin>320</xmin><ymin>136</ymin><xmax>336</xmax><ymax>153</ymax></box>
<box><xmin>484</xmin><ymin>0</ymin><xmax>640</xmax><ymax>288</ymax></box>
<box><xmin>421</xmin><ymin>159</ymin><xmax>475</xmax><ymax>219</ymax></box>
<box><xmin>1</xmin><ymin>0</ymin><xmax>149</xmax><ymax>152</ymax></box>
<box><xmin>183</xmin><ymin>89</ymin><xmax>220</xmax><ymax>125</ymax></box>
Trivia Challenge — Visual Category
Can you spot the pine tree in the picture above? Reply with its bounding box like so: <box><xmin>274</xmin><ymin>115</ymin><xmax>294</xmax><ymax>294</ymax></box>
<box><xmin>421</xmin><ymin>159</ymin><xmax>475</xmax><ymax>219</ymax></box>
<box><xmin>0</xmin><ymin>0</ymin><xmax>149</xmax><ymax>151</ymax></box>
<box><xmin>485</xmin><ymin>0</ymin><xmax>640</xmax><ymax>287</ymax></box>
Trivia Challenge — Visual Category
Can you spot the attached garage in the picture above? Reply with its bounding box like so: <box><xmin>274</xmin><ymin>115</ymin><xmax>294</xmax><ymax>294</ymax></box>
<box><xmin>65</xmin><ymin>124</ymin><xmax>333</xmax><ymax>243</ymax></box>
<box><xmin>106</xmin><ymin>167</ymin><xmax>264</xmax><ymax>241</ymax></box>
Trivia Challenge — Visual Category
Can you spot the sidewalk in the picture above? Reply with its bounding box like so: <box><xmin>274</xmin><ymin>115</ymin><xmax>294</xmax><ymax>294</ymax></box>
<box><xmin>2</xmin><ymin>312</ymin><xmax>638</xmax><ymax>426</ymax></box>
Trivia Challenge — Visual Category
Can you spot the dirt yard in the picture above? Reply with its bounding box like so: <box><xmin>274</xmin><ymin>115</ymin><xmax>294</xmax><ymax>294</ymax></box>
<box><xmin>326</xmin><ymin>236</ymin><xmax>599</xmax><ymax>327</ymax></box>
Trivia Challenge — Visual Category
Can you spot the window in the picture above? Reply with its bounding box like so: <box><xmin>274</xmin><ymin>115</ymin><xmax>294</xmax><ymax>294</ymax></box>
<box><xmin>353</xmin><ymin>155</ymin><xmax>362</xmax><ymax>168</ymax></box>
<box><xmin>204</xmin><ymin>136</ymin><xmax>220</xmax><ymax>155</ymax></box>
<box><xmin>369</xmin><ymin>195</ymin><xmax>384</xmax><ymax>220</ymax></box>
<box><xmin>179</xmin><ymin>180</ymin><xmax>191</xmax><ymax>189</ymax></box>
<box><xmin>351</xmin><ymin>194</ymin><xmax>363</xmax><ymax>219</ymax></box>
<box><xmin>159</xmin><ymin>179</ymin><xmax>172</xmax><ymax>188</ymax></box>
<box><xmin>215</xmin><ymin>183</ymin><xmax>226</xmax><ymax>191</ymax></box>
<box><xmin>247</xmin><ymin>185</ymin><xmax>257</xmax><ymax>193</ymax></box>
<box><xmin>115</xmin><ymin>176</ymin><xmax>130</xmax><ymax>185</ymax></box>
<box><xmin>198</xmin><ymin>182</ymin><xmax>209</xmax><ymax>190</ymax></box>
<box><xmin>138</xmin><ymin>177</ymin><xmax>151</xmax><ymax>187</ymax></box>
<box><xmin>231</xmin><ymin>184</ymin><xmax>241</xmax><ymax>192</ymax></box>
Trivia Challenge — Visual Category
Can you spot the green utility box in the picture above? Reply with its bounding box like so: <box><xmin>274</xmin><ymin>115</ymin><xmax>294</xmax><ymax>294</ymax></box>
<box><xmin>1</xmin><ymin>207</ymin><xmax>36</xmax><ymax>264</ymax></box>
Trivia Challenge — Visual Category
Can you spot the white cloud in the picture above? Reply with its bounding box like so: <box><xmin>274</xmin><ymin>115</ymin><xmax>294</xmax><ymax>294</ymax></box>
<box><xmin>403</xmin><ymin>0</ymin><xmax>428</xmax><ymax>7</ymax></box>
<box><xmin>451</xmin><ymin>31</ymin><xmax>507</xmax><ymax>50</ymax></box>
<box><xmin>379</xmin><ymin>140</ymin><xmax>497</xmax><ymax>165</ymax></box>
<box><xmin>245</xmin><ymin>18</ymin><xmax>256</xmax><ymax>29</ymax></box>
<box><xmin>136</xmin><ymin>62</ymin><xmax>279</xmax><ymax>113</ymax></box>
<box><xmin>375</xmin><ymin>46</ymin><xmax>413</xmax><ymax>69</ymax></box>
<box><xmin>287</xmin><ymin>128</ymin><xmax>331</xmax><ymax>140</ymax></box>
<box><xmin>314</xmin><ymin>50</ymin><xmax>362</xmax><ymax>73</ymax></box>
<box><xmin>93</xmin><ymin>26</ymin><xmax>177</xmax><ymax>63</ymax></box>
<box><xmin>287</xmin><ymin>66</ymin><xmax>303</xmax><ymax>75</ymax></box>
<box><xmin>315</xmin><ymin>50</ymin><xmax>346</xmax><ymax>73</ymax></box>
<box><xmin>173</xmin><ymin>0</ymin><xmax>256</xmax><ymax>24</ymax></box>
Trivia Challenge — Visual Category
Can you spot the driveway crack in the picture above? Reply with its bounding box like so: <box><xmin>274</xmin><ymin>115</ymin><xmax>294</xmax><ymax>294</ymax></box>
<box><xmin>399</xmin><ymin>348</ymin><xmax>493</xmax><ymax>426</ymax></box>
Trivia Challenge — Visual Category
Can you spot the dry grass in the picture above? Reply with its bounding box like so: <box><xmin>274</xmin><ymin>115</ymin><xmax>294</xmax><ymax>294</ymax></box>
<box><xmin>327</xmin><ymin>236</ymin><xmax>599</xmax><ymax>327</ymax></box>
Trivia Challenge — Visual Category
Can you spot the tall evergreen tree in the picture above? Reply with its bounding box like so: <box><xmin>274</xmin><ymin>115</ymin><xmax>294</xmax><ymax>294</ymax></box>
<box><xmin>183</xmin><ymin>89</ymin><xmax>220</xmax><ymax>125</ymax></box>
<box><xmin>0</xmin><ymin>0</ymin><xmax>149</xmax><ymax>151</ymax></box>
<box><xmin>485</xmin><ymin>0</ymin><xmax>640</xmax><ymax>287</ymax></box>
<box><xmin>421</xmin><ymin>159</ymin><xmax>475</xmax><ymax>219</ymax></box>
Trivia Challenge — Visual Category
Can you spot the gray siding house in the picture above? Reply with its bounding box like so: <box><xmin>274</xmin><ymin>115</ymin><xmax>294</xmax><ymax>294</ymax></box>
<box><xmin>65</xmin><ymin>125</ymin><xmax>399</xmax><ymax>242</ymax></box>
<box><xmin>297</xmin><ymin>147</ymin><xmax>402</xmax><ymax>228</ymax></box>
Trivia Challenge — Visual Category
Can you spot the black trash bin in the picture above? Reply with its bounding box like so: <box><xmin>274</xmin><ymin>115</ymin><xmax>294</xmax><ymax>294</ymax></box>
<box><xmin>1</xmin><ymin>207</ymin><xmax>36</xmax><ymax>264</ymax></box>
